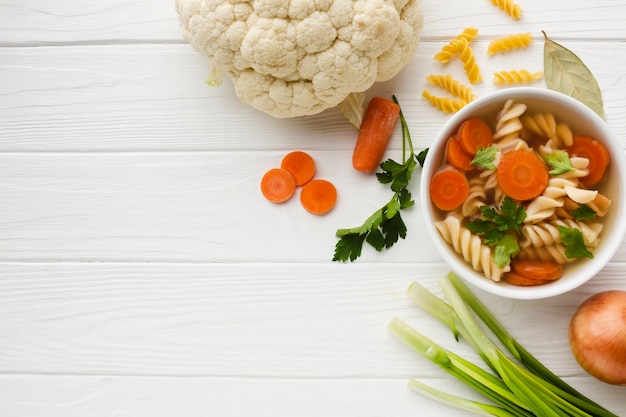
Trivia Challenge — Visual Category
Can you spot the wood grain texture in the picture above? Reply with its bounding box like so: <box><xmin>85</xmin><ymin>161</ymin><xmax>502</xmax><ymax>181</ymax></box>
<box><xmin>1</xmin><ymin>375</ymin><xmax>624</xmax><ymax>417</ymax></box>
<box><xmin>2</xmin><ymin>42</ymin><xmax>626</xmax><ymax>152</ymax></box>
<box><xmin>0</xmin><ymin>262</ymin><xmax>624</xmax><ymax>415</ymax></box>
<box><xmin>2</xmin><ymin>0</ymin><xmax>626</xmax><ymax>416</ymax></box>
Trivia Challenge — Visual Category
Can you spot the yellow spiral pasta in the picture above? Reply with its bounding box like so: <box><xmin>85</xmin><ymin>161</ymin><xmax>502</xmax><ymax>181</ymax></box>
<box><xmin>490</xmin><ymin>0</ymin><xmax>523</xmax><ymax>20</ymax></box>
<box><xmin>426</xmin><ymin>74</ymin><xmax>477</xmax><ymax>103</ymax></box>
<box><xmin>422</xmin><ymin>90</ymin><xmax>468</xmax><ymax>114</ymax></box>
<box><xmin>454</xmin><ymin>38</ymin><xmax>483</xmax><ymax>84</ymax></box>
<box><xmin>487</xmin><ymin>32</ymin><xmax>533</xmax><ymax>55</ymax></box>
<box><xmin>434</xmin><ymin>27</ymin><xmax>479</xmax><ymax>63</ymax></box>
<box><xmin>494</xmin><ymin>69</ymin><xmax>543</xmax><ymax>85</ymax></box>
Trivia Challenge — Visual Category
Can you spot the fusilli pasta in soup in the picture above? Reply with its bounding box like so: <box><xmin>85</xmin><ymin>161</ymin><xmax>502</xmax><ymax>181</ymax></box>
<box><xmin>428</xmin><ymin>99</ymin><xmax>612</xmax><ymax>286</ymax></box>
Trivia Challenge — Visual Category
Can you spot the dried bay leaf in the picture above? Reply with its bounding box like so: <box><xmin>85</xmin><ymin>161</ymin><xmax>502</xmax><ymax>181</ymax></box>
<box><xmin>542</xmin><ymin>31</ymin><xmax>605</xmax><ymax>119</ymax></box>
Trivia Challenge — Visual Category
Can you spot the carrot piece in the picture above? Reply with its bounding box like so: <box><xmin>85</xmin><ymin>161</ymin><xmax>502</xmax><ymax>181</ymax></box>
<box><xmin>430</xmin><ymin>167</ymin><xmax>470</xmax><ymax>211</ymax></box>
<box><xmin>445</xmin><ymin>135</ymin><xmax>474</xmax><ymax>171</ymax></box>
<box><xmin>565</xmin><ymin>135</ymin><xmax>610</xmax><ymax>186</ymax></box>
<box><xmin>260</xmin><ymin>168</ymin><xmax>296</xmax><ymax>203</ymax></box>
<box><xmin>300</xmin><ymin>179</ymin><xmax>337</xmax><ymax>215</ymax></box>
<box><xmin>504</xmin><ymin>272</ymin><xmax>548</xmax><ymax>286</ymax></box>
<box><xmin>457</xmin><ymin>118</ymin><xmax>493</xmax><ymax>155</ymax></box>
<box><xmin>281</xmin><ymin>151</ymin><xmax>316</xmax><ymax>186</ymax></box>
<box><xmin>511</xmin><ymin>259</ymin><xmax>563</xmax><ymax>281</ymax></box>
<box><xmin>496</xmin><ymin>149</ymin><xmax>549</xmax><ymax>201</ymax></box>
<box><xmin>352</xmin><ymin>97</ymin><xmax>400</xmax><ymax>173</ymax></box>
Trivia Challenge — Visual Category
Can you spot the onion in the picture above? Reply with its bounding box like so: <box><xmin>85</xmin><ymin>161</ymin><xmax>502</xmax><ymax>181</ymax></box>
<box><xmin>568</xmin><ymin>290</ymin><xmax>626</xmax><ymax>385</ymax></box>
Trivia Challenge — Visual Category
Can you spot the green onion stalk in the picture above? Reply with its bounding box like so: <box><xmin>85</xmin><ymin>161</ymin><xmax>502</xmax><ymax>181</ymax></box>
<box><xmin>388</xmin><ymin>272</ymin><xmax>619</xmax><ymax>417</ymax></box>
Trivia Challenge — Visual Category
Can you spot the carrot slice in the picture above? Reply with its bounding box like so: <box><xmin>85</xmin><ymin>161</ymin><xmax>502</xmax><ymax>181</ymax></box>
<box><xmin>430</xmin><ymin>167</ymin><xmax>470</xmax><ymax>211</ymax></box>
<box><xmin>504</xmin><ymin>272</ymin><xmax>548</xmax><ymax>286</ymax></box>
<box><xmin>511</xmin><ymin>259</ymin><xmax>563</xmax><ymax>281</ymax></box>
<box><xmin>565</xmin><ymin>135</ymin><xmax>610</xmax><ymax>187</ymax></box>
<box><xmin>300</xmin><ymin>179</ymin><xmax>337</xmax><ymax>215</ymax></box>
<box><xmin>260</xmin><ymin>168</ymin><xmax>296</xmax><ymax>203</ymax></box>
<box><xmin>496</xmin><ymin>149</ymin><xmax>549</xmax><ymax>201</ymax></box>
<box><xmin>445</xmin><ymin>135</ymin><xmax>474</xmax><ymax>171</ymax></box>
<box><xmin>352</xmin><ymin>97</ymin><xmax>400</xmax><ymax>173</ymax></box>
<box><xmin>457</xmin><ymin>118</ymin><xmax>493</xmax><ymax>155</ymax></box>
<box><xmin>281</xmin><ymin>151</ymin><xmax>316</xmax><ymax>186</ymax></box>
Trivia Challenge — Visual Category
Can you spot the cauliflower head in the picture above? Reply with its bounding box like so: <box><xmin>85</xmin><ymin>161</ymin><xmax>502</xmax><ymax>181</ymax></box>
<box><xmin>176</xmin><ymin>0</ymin><xmax>424</xmax><ymax>118</ymax></box>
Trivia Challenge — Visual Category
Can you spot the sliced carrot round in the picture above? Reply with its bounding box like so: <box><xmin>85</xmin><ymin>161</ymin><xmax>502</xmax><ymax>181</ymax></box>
<box><xmin>565</xmin><ymin>135</ymin><xmax>610</xmax><ymax>187</ymax></box>
<box><xmin>445</xmin><ymin>135</ymin><xmax>474</xmax><ymax>171</ymax></box>
<box><xmin>430</xmin><ymin>167</ymin><xmax>469</xmax><ymax>211</ymax></box>
<box><xmin>281</xmin><ymin>151</ymin><xmax>316</xmax><ymax>186</ymax></box>
<box><xmin>504</xmin><ymin>271</ymin><xmax>548</xmax><ymax>286</ymax></box>
<box><xmin>511</xmin><ymin>259</ymin><xmax>563</xmax><ymax>281</ymax></box>
<box><xmin>457</xmin><ymin>118</ymin><xmax>493</xmax><ymax>155</ymax></box>
<box><xmin>260</xmin><ymin>168</ymin><xmax>296</xmax><ymax>203</ymax></box>
<box><xmin>300</xmin><ymin>179</ymin><xmax>337</xmax><ymax>215</ymax></box>
<box><xmin>496</xmin><ymin>149</ymin><xmax>549</xmax><ymax>201</ymax></box>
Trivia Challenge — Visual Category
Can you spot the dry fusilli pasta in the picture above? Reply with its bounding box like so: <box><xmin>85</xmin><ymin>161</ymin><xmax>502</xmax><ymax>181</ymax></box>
<box><xmin>426</xmin><ymin>74</ymin><xmax>477</xmax><ymax>103</ymax></box>
<box><xmin>487</xmin><ymin>32</ymin><xmax>533</xmax><ymax>55</ymax></box>
<box><xmin>494</xmin><ymin>69</ymin><xmax>543</xmax><ymax>85</ymax></box>
<box><xmin>435</xmin><ymin>214</ymin><xmax>510</xmax><ymax>281</ymax></box>
<box><xmin>422</xmin><ymin>90</ymin><xmax>467</xmax><ymax>114</ymax></box>
<box><xmin>454</xmin><ymin>38</ymin><xmax>483</xmax><ymax>84</ymax></box>
<box><xmin>434</xmin><ymin>27</ymin><xmax>479</xmax><ymax>63</ymax></box>
<box><xmin>490</xmin><ymin>0</ymin><xmax>523</xmax><ymax>20</ymax></box>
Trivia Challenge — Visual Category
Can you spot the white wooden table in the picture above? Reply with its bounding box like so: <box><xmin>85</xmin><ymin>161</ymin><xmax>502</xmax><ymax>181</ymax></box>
<box><xmin>1</xmin><ymin>1</ymin><xmax>625</xmax><ymax>416</ymax></box>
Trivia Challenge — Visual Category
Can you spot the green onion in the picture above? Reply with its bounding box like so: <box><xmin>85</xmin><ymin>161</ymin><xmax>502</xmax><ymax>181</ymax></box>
<box><xmin>388</xmin><ymin>272</ymin><xmax>619</xmax><ymax>417</ymax></box>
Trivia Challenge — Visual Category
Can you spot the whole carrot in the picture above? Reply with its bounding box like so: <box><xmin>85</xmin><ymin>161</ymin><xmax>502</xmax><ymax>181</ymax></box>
<box><xmin>352</xmin><ymin>97</ymin><xmax>400</xmax><ymax>173</ymax></box>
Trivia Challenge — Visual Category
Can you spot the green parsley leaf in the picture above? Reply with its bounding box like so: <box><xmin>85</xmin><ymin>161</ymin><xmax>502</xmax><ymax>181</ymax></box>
<box><xmin>543</xmin><ymin>150</ymin><xmax>575</xmax><ymax>175</ymax></box>
<box><xmin>333</xmin><ymin>96</ymin><xmax>425</xmax><ymax>262</ymax></box>
<box><xmin>332</xmin><ymin>233</ymin><xmax>367</xmax><ymax>262</ymax></box>
<box><xmin>558</xmin><ymin>226</ymin><xmax>594</xmax><ymax>259</ymax></box>
<box><xmin>466</xmin><ymin>197</ymin><xmax>526</xmax><ymax>268</ymax></box>
<box><xmin>571</xmin><ymin>204</ymin><xmax>597</xmax><ymax>220</ymax></box>
<box><xmin>494</xmin><ymin>233</ymin><xmax>521</xmax><ymax>268</ymax></box>
<box><xmin>471</xmin><ymin>146</ymin><xmax>498</xmax><ymax>170</ymax></box>
<box><xmin>467</xmin><ymin>197</ymin><xmax>526</xmax><ymax>238</ymax></box>
<box><xmin>416</xmin><ymin>148</ymin><xmax>429</xmax><ymax>167</ymax></box>
<box><xmin>499</xmin><ymin>197</ymin><xmax>526</xmax><ymax>232</ymax></box>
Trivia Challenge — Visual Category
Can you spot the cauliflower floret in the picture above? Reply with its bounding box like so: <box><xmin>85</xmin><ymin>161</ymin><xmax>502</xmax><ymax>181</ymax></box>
<box><xmin>176</xmin><ymin>0</ymin><xmax>423</xmax><ymax>118</ymax></box>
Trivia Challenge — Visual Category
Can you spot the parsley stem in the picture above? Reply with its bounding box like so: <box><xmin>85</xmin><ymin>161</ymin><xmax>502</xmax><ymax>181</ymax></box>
<box><xmin>392</xmin><ymin>95</ymin><xmax>415</xmax><ymax>160</ymax></box>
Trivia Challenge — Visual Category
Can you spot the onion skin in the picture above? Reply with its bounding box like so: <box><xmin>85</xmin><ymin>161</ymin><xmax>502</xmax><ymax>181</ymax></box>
<box><xmin>568</xmin><ymin>290</ymin><xmax>626</xmax><ymax>385</ymax></box>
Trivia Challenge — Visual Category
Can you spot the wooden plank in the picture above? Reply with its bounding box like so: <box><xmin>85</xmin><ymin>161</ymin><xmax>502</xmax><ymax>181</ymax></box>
<box><xmin>1</xmin><ymin>0</ymin><xmax>626</xmax><ymax>45</ymax></box>
<box><xmin>1</xmin><ymin>41</ymin><xmax>626</xmax><ymax>152</ymax></box>
<box><xmin>0</xmin><ymin>374</ymin><xmax>624</xmax><ymax>417</ymax></box>
<box><xmin>0</xmin><ymin>261</ymin><xmax>624</xmax><ymax>378</ymax></box>
<box><xmin>0</xmin><ymin>151</ymin><xmax>624</xmax><ymax>263</ymax></box>
<box><xmin>1</xmin><ymin>262</ymin><xmax>625</xmax><ymax>414</ymax></box>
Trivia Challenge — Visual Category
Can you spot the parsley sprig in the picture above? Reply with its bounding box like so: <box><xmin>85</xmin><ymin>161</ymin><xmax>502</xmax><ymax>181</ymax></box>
<box><xmin>332</xmin><ymin>96</ymin><xmax>427</xmax><ymax>262</ymax></box>
<box><xmin>559</xmin><ymin>226</ymin><xmax>594</xmax><ymax>259</ymax></box>
<box><xmin>471</xmin><ymin>145</ymin><xmax>498</xmax><ymax>170</ymax></box>
<box><xmin>543</xmin><ymin>150</ymin><xmax>575</xmax><ymax>175</ymax></box>
<box><xmin>465</xmin><ymin>197</ymin><xmax>526</xmax><ymax>268</ymax></box>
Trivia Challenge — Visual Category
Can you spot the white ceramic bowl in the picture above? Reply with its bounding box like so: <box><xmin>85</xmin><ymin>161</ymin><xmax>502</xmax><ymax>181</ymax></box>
<box><xmin>420</xmin><ymin>87</ymin><xmax>626</xmax><ymax>299</ymax></box>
